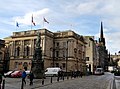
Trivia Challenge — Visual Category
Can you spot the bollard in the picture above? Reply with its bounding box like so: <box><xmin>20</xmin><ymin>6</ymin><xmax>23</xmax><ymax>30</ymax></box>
<box><xmin>71</xmin><ymin>74</ymin><xmax>72</xmax><ymax>79</ymax></box>
<box><xmin>21</xmin><ymin>80</ymin><xmax>24</xmax><ymax>89</ymax></box>
<box><xmin>51</xmin><ymin>77</ymin><xmax>52</xmax><ymax>83</ymax></box>
<box><xmin>63</xmin><ymin>75</ymin><xmax>64</xmax><ymax>81</ymax></box>
<box><xmin>67</xmin><ymin>74</ymin><xmax>69</xmax><ymax>80</ymax></box>
<box><xmin>2</xmin><ymin>79</ymin><xmax>5</xmax><ymax>89</ymax></box>
<box><xmin>66</xmin><ymin>74</ymin><xmax>68</xmax><ymax>79</ymax></box>
<box><xmin>42</xmin><ymin>79</ymin><xmax>44</xmax><ymax>85</ymax></box>
<box><xmin>57</xmin><ymin>76</ymin><xmax>59</xmax><ymax>82</ymax></box>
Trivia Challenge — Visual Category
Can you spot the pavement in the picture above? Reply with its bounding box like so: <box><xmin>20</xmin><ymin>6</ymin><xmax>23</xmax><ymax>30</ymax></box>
<box><xmin>114</xmin><ymin>76</ymin><xmax>120</xmax><ymax>89</ymax></box>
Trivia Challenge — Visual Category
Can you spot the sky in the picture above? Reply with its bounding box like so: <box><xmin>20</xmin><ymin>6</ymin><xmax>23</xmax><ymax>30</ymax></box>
<box><xmin>0</xmin><ymin>0</ymin><xmax>120</xmax><ymax>54</ymax></box>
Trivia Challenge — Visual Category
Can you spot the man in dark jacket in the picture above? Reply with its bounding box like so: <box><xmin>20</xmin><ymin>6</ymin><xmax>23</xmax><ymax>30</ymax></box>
<box><xmin>29</xmin><ymin>71</ymin><xmax>34</xmax><ymax>85</ymax></box>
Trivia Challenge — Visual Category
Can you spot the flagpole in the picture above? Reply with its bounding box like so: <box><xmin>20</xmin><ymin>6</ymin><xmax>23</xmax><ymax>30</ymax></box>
<box><xmin>15</xmin><ymin>22</ymin><xmax>16</xmax><ymax>31</ymax></box>
<box><xmin>43</xmin><ymin>17</ymin><xmax>44</xmax><ymax>28</ymax></box>
<box><xmin>31</xmin><ymin>15</ymin><xmax>32</xmax><ymax>30</ymax></box>
<box><xmin>31</xmin><ymin>21</ymin><xmax>32</xmax><ymax>30</ymax></box>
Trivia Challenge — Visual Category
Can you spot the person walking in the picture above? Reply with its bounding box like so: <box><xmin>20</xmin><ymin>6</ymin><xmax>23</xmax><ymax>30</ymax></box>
<box><xmin>80</xmin><ymin>71</ymin><xmax>83</xmax><ymax>78</ymax></box>
<box><xmin>0</xmin><ymin>73</ymin><xmax>2</xmax><ymax>89</ymax></box>
<box><xmin>22</xmin><ymin>69</ymin><xmax>27</xmax><ymax>85</ymax></box>
<box><xmin>29</xmin><ymin>71</ymin><xmax>34</xmax><ymax>85</ymax></box>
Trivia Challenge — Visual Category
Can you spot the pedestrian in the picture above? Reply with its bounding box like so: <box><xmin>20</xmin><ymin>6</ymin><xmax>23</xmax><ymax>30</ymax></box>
<box><xmin>80</xmin><ymin>71</ymin><xmax>83</xmax><ymax>78</ymax></box>
<box><xmin>29</xmin><ymin>71</ymin><xmax>34</xmax><ymax>85</ymax></box>
<box><xmin>22</xmin><ymin>69</ymin><xmax>27</xmax><ymax>85</ymax></box>
<box><xmin>58</xmin><ymin>71</ymin><xmax>62</xmax><ymax>79</ymax></box>
<box><xmin>0</xmin><ymin>73</ymin><xmax>2</xmax><ymax>89</ymax></box>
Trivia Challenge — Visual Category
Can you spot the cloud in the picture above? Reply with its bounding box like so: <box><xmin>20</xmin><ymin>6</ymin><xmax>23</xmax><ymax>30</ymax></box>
<box><xmin>12</xmin><ymin>8</ymin><xmax>51</xmax><ymax>25</ymax></box>
<box><xmin>105</xmin><ymin>31</ymin><xmax>120</xmax><ymax>54</ymax></box>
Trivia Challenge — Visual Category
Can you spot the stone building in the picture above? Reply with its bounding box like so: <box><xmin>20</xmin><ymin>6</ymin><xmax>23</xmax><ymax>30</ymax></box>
<box><xmin>0</xmin><ymin>39</ymin><xmax>9</xmax><ymax>73</ymax></box>
<box><xmin>84</xmin><ymin>36</ymin><xmax>99</xmax><ymax>73</ymax></box>
<box><xmin>4</xmin><ymin>29</ymin><xmax>87</xmax><ymax>73</ymax></box>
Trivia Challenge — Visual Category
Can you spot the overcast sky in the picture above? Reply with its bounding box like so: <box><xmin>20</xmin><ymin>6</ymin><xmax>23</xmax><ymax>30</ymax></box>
<box><xmin>0</xmin><ymin>0</ymin><xmax>120</xmax><ymax>54</ymax></box>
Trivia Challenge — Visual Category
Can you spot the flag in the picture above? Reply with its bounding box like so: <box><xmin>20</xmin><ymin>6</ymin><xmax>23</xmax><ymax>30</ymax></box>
<box><xmin>44</xmin><ymin>17</ymin><xmax>49</xmax><ymax>24</ymax></box>
<box><xmin>32</xmin><ymin>15</ymin><xmax>36</xmax><ymax>26</ymax></box>
<box><xmin>16</xmin><ymin>22</ymin><xmax>19</xmax><ymax>27</ymax></box>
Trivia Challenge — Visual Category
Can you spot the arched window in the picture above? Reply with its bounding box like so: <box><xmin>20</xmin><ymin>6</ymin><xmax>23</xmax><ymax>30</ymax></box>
<box><xmin>16</xmin><ymin>46</ymin><xmax>20</xmax><ymax>57</ymax></box>
<box><xmin>26</xmin><ymin>46</ymin><xmax>30</xmax><ymax>56</ymax></box>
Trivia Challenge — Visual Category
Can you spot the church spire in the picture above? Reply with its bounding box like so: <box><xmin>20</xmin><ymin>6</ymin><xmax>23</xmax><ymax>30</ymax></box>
<box><xmin>99</xmin><ymin>21</ymin><xmax>105</xmax><ymax>45</ymax></box>
<box><xmin>100</xmin><ymin>22</ymin><xmax>104</xmax><ymax>38</ymax></box>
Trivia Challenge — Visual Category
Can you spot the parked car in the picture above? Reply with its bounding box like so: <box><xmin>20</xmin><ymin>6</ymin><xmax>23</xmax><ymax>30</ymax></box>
<box><xmin>4</xmin><ymin>70</ymin><xmax>15</xmax><ymax>77</ymax></box>
<box><xmin>94</xmin><ymin>68</ymin><xmax>104</xmax><ymax>75</ymax></box>
<box><xmin>11</xmin><ymin>70</ymin><xmax>22</xmax><ymax>78</ymax></box>
<box><xmin>45</xmin><ymin>67</ymin><xmax>62</xmax><ymax>77</ymax></box>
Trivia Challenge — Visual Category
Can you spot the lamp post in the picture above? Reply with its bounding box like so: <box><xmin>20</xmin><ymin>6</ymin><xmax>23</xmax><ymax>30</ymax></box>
<box><xmin>66</xmin><ymin>41</ymin><xmax>68</xmax><ymax>72</ymax></box>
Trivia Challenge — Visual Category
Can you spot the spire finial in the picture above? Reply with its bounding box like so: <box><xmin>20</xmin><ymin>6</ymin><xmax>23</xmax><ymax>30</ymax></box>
<box><xmin>100</xmin><ymin>21</ymin><xmax>103</xmax><ymax>38</ymax></box>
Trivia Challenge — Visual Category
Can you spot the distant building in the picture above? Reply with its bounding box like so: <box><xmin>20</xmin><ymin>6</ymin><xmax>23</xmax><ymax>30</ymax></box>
<box><xmin>4</xmin><ymin>29</ymin><xmax>87</xmax><ymax>73</ymax></box>
<box><xmin>111</xmin><ymin>53</ymin><xmax>120</xmax><ymax>69</ymax></box>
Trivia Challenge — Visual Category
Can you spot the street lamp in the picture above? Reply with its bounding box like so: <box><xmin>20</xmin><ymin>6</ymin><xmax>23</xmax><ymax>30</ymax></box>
<box><xmin>66</xmin><ymin>41</ymin><xmax>68</xmax><ymax>72</ymax></box>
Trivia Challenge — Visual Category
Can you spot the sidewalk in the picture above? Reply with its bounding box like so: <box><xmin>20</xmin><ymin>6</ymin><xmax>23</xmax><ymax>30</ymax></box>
<box><xmin>114</xmin><ymin>76</ymin><xmax>120</xmax><ymax>89</ymax></box>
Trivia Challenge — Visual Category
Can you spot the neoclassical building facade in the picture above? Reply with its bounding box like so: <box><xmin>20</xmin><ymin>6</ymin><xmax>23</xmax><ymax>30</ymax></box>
<box><xmin>4</xmin><ymin>29</ymin><xmax>87</xmax><ymax>73</ymax></box>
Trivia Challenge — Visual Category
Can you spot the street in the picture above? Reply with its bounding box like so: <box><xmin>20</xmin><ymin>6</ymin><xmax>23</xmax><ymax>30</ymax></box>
<box><xmin>2</xmin><ymin>72</ymin><xmax>119</xmax><ymax>89</ymax></box>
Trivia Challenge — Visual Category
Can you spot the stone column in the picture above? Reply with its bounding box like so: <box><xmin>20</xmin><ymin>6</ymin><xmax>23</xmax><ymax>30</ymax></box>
<box><xmin>30</xmin><ymin>39</ymin><xmax>34</xmax><ymax>56</ymax></box>
<box><xmin>20</xmin><ymin>40</ymin><xmax>23</xmax><ymax>57</ymax></box>
<box><xmin>31</xmin><ymin>39</ymin><xmax>35</xmax><ymax>56</ymax></box>
<box><xmin>13</xmin><ymin>41</ymin><xmax>16</xmax><ymax>57</ymax></box>
<box><xmin>31</xmin><ymin>39</ymin><xmax>33</xmax><ymax>56</ymax></box>
<box><xmin>21</xmin><ymin>40</ymin><xmax>24</xmax><ymax>58</ymax></box>
<box><xmin>11</xmin><ymin>41</ymin><xmax>14</xmax><ymax>57</ymax></box>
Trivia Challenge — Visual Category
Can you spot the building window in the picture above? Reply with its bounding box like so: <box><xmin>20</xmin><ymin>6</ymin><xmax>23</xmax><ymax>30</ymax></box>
<box><xmin>63</xmin><ymin>51</ymin><xmax>65</xmax><ymax>57</ymax></box>
<box><xmin>25</xmin><ymin>46</ymin><xmax>30</xmax><ymax>56</ymax></box>
<box><xmin>86</xmin><ymin>57</ymin><xmax>89</xmax><ymax>61</ymax></box>
<box><xmin>56</xmin><ymin>42</ymin><xmax>59</xmax><ymax>47</ymax></box>
<box><xmin>16</xmin><ymin>46</ymin><xmax>20</xmax><ymax>57</ymax></box>
<box><xmin>62</xmin><ymin>63</ymin><xmax>66</xmax><ymax>68</ymax></box>
<box><xmin>63</xmin><ymin>42</ymin><xmax>66</xmax><ymax>48</ymax></box>
<box><xmin>74</xmin><ymin>48</ymin><xmax>77</xmax><ymax>53</ymax></box>
<box><xmin>55</xmin><ymin>63</ymin><xmax>59</xmax><ymax>67</ymax></box>
<box><xmin>56</xmin><ymin>51</ymin><xmax>59</xmax><ymax>57</ymax></box>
